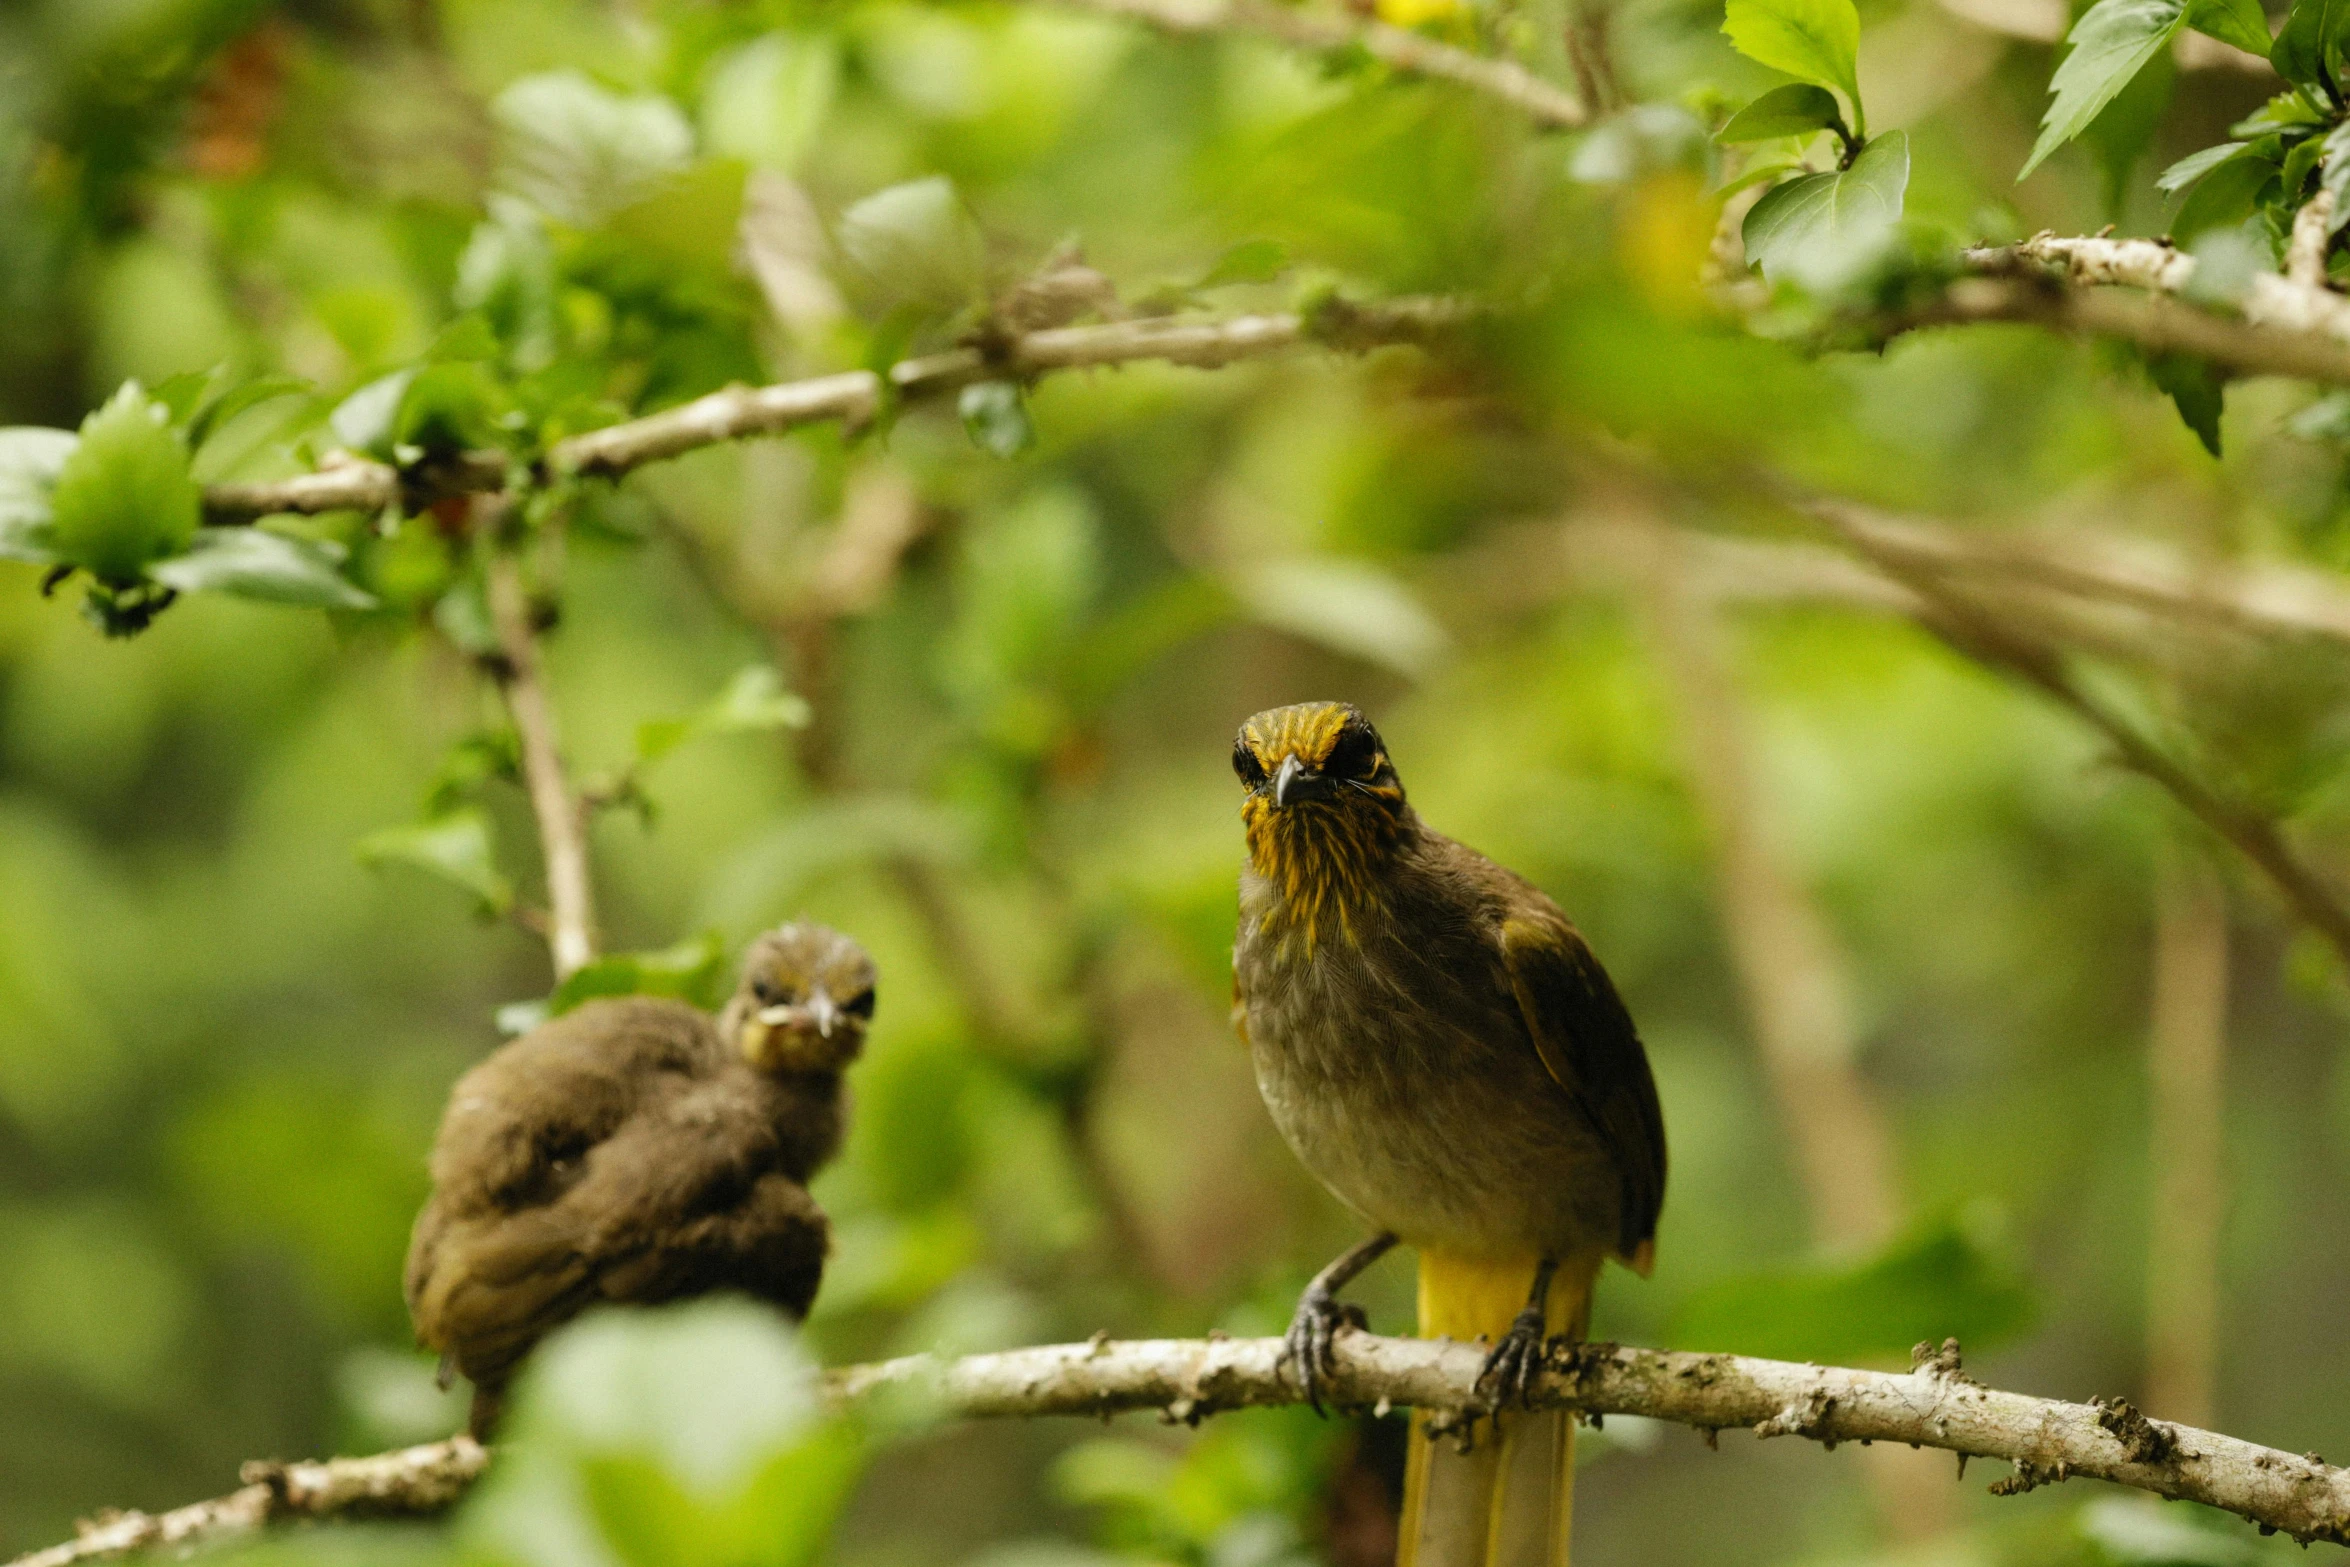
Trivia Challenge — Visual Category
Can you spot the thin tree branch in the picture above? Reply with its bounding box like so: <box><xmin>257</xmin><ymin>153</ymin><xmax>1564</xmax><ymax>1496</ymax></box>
<box><xmin>28</xmin><ymin>1333</ymin><xmax>2350</xmax><ymax>1565</ymax></box>
<box><xmin>1642</xmin><ymin>529</ymin><xmax>1952</xmax><ymax>1538</ymax></box>
<box><xmin>1812</xmin><ymin>502</ymin><xmax>2350</xmax><ymax>979</ymax></box>
<box><xmin>1057</xmin><ymin>0</ymin><xmax>1586</xmax><ymax>128</ymax></box>
<box><xmin>485</xmin><ymin>545</ymin><xmax>597</xmax><ymax>979</ymax></box>
<box><xmin>10</xmin><ymin>1437</ymin><xmax>487</xmax><ymax>1567</ymax></box>
<box><xmin>1498</xmin><ymin>508</ymin><xmax>2350</xmax><ymax>654</ymax></box>
<box><xmin>200</xmin><ymin>301</ymin><xmax>1464</xmax><ymax>525</ymax></box>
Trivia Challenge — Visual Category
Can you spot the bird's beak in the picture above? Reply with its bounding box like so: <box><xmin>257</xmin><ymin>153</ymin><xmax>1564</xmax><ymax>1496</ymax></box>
<box><xmin>1272</xmin><ymin>754</ymin><xmax>1334</xmax><ymax>807</ymax></box>
<box><xmin>808</xmin><ymin>991</ymin><xmax>838</xmax><ymax>1039</ymax></box>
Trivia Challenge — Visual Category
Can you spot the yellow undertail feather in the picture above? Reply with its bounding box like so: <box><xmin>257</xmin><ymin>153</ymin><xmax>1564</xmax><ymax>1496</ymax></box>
<box><xmin>1399</xmin><ymin>1249</ymin><xmax>1601</xmax><ymax>1567</ymax></box>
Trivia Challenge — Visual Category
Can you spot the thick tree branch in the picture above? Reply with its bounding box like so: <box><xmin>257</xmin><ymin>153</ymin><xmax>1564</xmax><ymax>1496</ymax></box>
<box><xmin>29</xmin><ymin>1333</ymin><xmax>2350</xmax><ymax>1565</ymax></box>
<box><xmin>1915</xmin><ymin>274</ymin><xmax>2350</xmax><ymax>388</ymax></box>
<box><xmin>1972</xmin><ymin>233</ymin><xmax>2350</xmax><ymax>346</ymax></box>
<box><xmin>10</xmin><ymin>1438</ymin><xmax>487</xmax><ymax>1567</ymax></box>
<box><xmin>200</xmin><ymin>301</ymin><xmax>1462</xmax><ymax>525</ymax></box>
<box><xmin>485</xmin><ymin>546</ymin><xmax>597</xmax><ymax>979</ymax></box>
<box><xmin>1059</xmin><ymin>0</ymin><xmax>1585</xmax><ymax>128</ymax></box>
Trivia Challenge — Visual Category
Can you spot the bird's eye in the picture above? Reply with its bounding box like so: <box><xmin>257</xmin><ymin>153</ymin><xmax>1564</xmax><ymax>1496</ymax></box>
<box><xmin>1232</xmin><ymin>739</ymin><xmax>1267</xmax><ymax>787</ymax></box>
<box><xmin>841</xmin><ymin>989</ymin><xmax>876</xmax><ymax>1020</ymax></box>
<box><xmin>752</xmin><ymin>978</ymin><xmax>779</xmax><ymax>1005</ymax></box>
<box><xmin>1327</xmin><ymin>725</ymin><xmax>1380</xmax><ymax>780</ymax></box>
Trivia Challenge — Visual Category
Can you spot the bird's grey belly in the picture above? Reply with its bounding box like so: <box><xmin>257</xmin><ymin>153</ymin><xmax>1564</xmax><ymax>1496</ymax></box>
<box><xmin>1243</xmin><ymin>944</ymin><xmax>1619</xmax><ymax>1259</ymax></box>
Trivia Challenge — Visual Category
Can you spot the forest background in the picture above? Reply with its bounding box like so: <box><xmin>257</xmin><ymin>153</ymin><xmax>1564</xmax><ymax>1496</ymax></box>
<box><xmin>3</xmin><ymin>0</ymin><xmax>2348</xmax><ymax>1563</ymax></box>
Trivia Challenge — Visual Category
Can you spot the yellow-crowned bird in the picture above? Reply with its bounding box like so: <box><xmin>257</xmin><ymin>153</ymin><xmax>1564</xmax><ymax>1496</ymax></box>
<box><xmin>405</xmin><ymin>923</ymin><xmax>876</xmax><ymax>1434</ymax></box>
<box><xmin>1230</xmin><ymin>702</ymin><xmax>1665</xmax><ymax>1567</ymax></box>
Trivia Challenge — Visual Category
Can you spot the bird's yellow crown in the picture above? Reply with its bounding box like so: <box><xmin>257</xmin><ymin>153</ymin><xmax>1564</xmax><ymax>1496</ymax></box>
<box><xmin>1233</xmin><ymin>702</ymin><xmax>1409</xmax><ymax>946</ymax></box>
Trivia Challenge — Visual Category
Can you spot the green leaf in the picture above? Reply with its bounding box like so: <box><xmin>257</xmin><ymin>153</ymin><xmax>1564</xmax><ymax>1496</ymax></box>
<box><xmin>1569</xmin><ymin>104</ymin><xmax>1714</xmax><ymax>183</ymax></box>
<box><xmin>425</xmin><ymin>729</ymin><xmax>522</xmax><ymax>816</ymax></box>
<box><xmin>959</xmin><ymin>380</ymin><xmax>1035</xmax><ymax>459</ymax></box>
<box><xmin>2171</xmin><ymin>149</ymin><xmax>2278</xmax><ymax>246</ymax></box>
<box><xmin>2234</xmin><ymin>88</ymin><xmax>2326</xmax><ymax>132</ymax></box>
<box><xmin>1230</xmin><ymin>557</ymin><xmax>1450</xmax><ymax>677</ymax></box>
<box><xmin>2083</xmin><ymin>45</ymin><xmax>2175</xmax><ymax>214</ymax></box>
<box><xmin>2019</xmin><ymin>0</ymin><xmax>2188</xmax><ymax>182</ymax></box>
<box><xmin>186</xmin><ymin>374</ymin><xmax>313</xmax><ymax>453</ymax></box>
<box><xmin>634</xmin><ymin>665</ymin><xmax>812</xmax><ymax>767</ymax></box>
<box><xmin>2272</xmin><ymin>0</ymin><xmax>2350</xmax><ymax>94</ymax></box>
<box><xmin>2148</xmin><ymin>352</ymin><xmax>2226</xmax><ymax>455</ymax></box>
<box><xmin>1195</xmin><ymin>239</ymin><xmax>1289</xmax><ymax>289</ymax></box>
<box><xmin>2283</xmin><ymin>127</ymin><xmax>2327</xmax><ymax>197</ymax></box>
<box><xmin>1722</xmin><ymin>0</ymin><xmax>1865</xmax><ymax>132</ymax></box>
<box><xmin>1674</xmin><ymin>1209</ymin><xmax>2035</xmax><ymax>1366</ymax></box>
<box><xmin>2187</xmin><ymin>0</ymin><xmax>2274</xmax><ymax>53</ymax></box>
<box><xmin>146</xmin><ymin>529</ymin><xmax>378</xmax><ymax>610</ymax></box>
<box><xmin>2079</xmin><ymin>1497</ymin><xmax>2266</xmax><ymax>1565</ymax></box>
<box><xmin>2156</xmin><ymin>140</ymin><xmax>2251</xmax><ymax>193</ymax></box>
<box><xmin>393</xmin><ymin>361</ymin><xmax>511</xmax><ymax>458</ymax></box>
<box><xmin>328</xmin><ymin>370</ymin><xmax>416</xmax><ymax>458</ymax></box>
<box><xmin>47</xmin><ymin>383</ymin><xmax>201</xmax><ymax>586</ymax></box>
<box><xmin>510</xmin><ymin>1300</ymin><xmax>829</xmax><ymax>1494</ymax></box>
<box><xmin>494</xmin><ymin>71</ymin><xmax>696</xmax><ymax>228</ymax></box>
<box><xmin>2318</xmin><ymin>120</ymin><xmax>2350</xmax><ymax>229</ymax></box>
<box><xmin>0</xmin><ymin>428</ymin><xmax>77</xmax><ymax>564</ymax></box>
<box><xmin>1741</xmin><ymin>130</ymin><xmax>1910</xmax><ymax>282</ymax></box>
<box><xmin>545</xmin><ymin>931</ymin><xmax>731</xmax><ymax>1017</ymax></box>
<box><xmin>699</xmin><ymin>32</ymin><xmax>839</xmax><ymax>174</ymax></box>
<box><xmin>1717</xmin><ymin>83</ymin><xmax>1847</xmax><ymax>142</ymax></box>
<box><xmin>354</xmin><ymin>809</ymin><xmax>512</xmax><ymax>916</ymax></box>
<box><xmin>837</xmin><ymin>176</ymin><xmax>987</xmax><ymax>313</ymax></box>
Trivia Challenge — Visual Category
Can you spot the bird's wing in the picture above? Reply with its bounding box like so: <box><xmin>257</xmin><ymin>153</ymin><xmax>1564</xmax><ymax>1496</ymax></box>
<box><xmin>1497</xmin><ymin>912</ymin><xmax>1667</xmax><ymax>1269</ymax></box>
<box><xmin>426</xmin><ymin>998</ymin><xmax>715</xmax><ymax>1215</ymax></box>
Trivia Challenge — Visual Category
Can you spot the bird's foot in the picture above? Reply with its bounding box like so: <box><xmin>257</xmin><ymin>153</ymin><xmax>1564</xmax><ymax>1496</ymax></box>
<box><xmin>1282</xmin><ymin>1284</ymin><xmax>1369</xmax><ymax>1416</ymax></box>
<box><xmin>1476</xmin><ymin>1304</ymin><xmax>1553</xmax><ymax>1410</ymax></box>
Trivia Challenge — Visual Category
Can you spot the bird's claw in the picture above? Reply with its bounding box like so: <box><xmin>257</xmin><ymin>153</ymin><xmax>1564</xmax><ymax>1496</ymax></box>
<box><xmin>1476</xmin><ymin>1305</ymin><xmax>1553</xmax><ymax>1410</ymax></box>
<box><xmin>1282</xmin><ymin>1285</ymin><xmax>1368</xmax><ymax>1415</ymax></box>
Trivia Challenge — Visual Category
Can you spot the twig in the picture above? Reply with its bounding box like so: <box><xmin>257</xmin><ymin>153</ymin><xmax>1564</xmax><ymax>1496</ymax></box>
<box><xmin>34</xmin><ymin>1333</ymin><xmax>2350</xmax><ymax>1565</ymax></box>
<box><xmin>1058</xmin><ymin>0</ymin><xmax>1585</xmax><ymax>128</ymax></box>
<box><xmin>200</xmin><ymin>300</ymin><xmax>1463</xmax><ymax>525</ymax></box>
<box><xmin>9</xmin><ymin>1437</ymin><xmax>486</xmax><ymax>1567</ymax></box>
<box><xmin>1814</xmin><ymin>503</ymin><xmax>2350</xmax><ymax>978</ymax></box>
<box><xmin>485</xmin><ymin>546</ymin><xmax>596</xmax><ymax>979</ymax></box>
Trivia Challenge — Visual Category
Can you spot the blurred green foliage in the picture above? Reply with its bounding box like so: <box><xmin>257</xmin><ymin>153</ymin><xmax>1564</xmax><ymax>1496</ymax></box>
<box><xmin>3</xmin><ymin>0</ymin><xmax>2350</xmax><ymax>1565</ymax></box>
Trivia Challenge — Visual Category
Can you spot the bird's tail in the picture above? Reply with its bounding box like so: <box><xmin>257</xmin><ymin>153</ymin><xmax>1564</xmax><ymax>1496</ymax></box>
<box><xmin>1397</xmin><ymin>1249</ymin><xmax>1598</xmax><ymax>1567</ymax></box>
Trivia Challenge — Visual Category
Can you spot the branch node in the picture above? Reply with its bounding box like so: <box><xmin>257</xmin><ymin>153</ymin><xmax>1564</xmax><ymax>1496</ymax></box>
<box><xmin>1988</xmin><ymin>1459</ymin><xmax>2068</xmax><ymax>1496</ymax></box>
<box><xmin>2093</xmin><ymin>1398</ymin><xmax>2180</xmax><ymax>1465</ymax></box>
<box><xmin>1752</xmin><ymin>1387</ymin><xmax>1835</xmax><ymax>1441</ymax></box>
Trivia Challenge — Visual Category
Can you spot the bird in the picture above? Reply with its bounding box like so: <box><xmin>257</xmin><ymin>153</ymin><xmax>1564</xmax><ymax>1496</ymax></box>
<box><xmin>1228</xmin><ymin>702</ymin><xmax>1665</xmax><ymax>1567</ymax></box>
<box><xmin>404</xmin><ymin>923</ymin><xmax>877</xmax><ymax>1434</ymax></box>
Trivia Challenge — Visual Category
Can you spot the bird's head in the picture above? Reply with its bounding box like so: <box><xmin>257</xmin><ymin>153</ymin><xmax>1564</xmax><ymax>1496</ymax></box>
<box><xmin>1233</xmin><ymin>702</ymin><xmax>1410</xmax><ymax>922</ymax></box>
<box><xmin>720</xmin><ymin>922</ymin><xmax>877</xmax><ymax>1074</ymax></box>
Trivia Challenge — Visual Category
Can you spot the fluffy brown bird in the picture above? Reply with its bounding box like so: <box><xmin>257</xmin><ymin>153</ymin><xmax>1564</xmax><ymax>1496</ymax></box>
<box><xmin>404</xmin><ymin>923</ymin><xmax>876</xmax><ymax>1433</ymax></box>
<box><xmin>1230</xmin><ymin>702</ymin><xmax>1665</xmax><ymax>1567</ymax></box>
